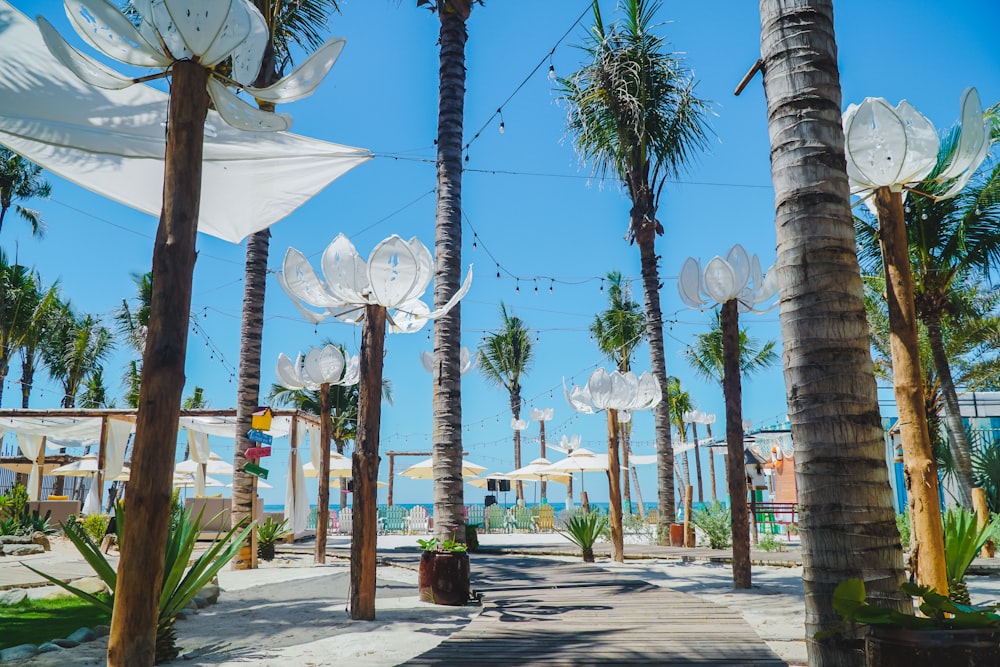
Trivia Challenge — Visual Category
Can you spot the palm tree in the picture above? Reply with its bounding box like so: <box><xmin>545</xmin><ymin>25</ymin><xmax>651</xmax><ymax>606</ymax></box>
<box><xmin>231</xmin><ymin>0</ymin><xmax>342</xmax><ymax>570</ymax></box>
<box><xmin>0</xmin><ymin>255</ymin><xmax>57</xmax><ymax>407</ymax></box>
<box><xmin>16</xmin><ymin>273</ymin><xmax>58</xmax><ymax>409</ymax></box>
<box><xmin>685</xmin><ymin>310</ymin><xmax>778</xmax><ymax>384</ymax></box>
<box><xmin>78</xmin><ymin>367</ymin><xmax>114</xmax><ymax>409</ymax></box>
<box><xmin>856</xmin><ymin>133</ymin><xmax>1000</xmax><ymax>508</ymax></box>
<box><xmin>479</xmin><ymin>302</ymin><xmax>533</xmax><ymax>501</ymax></box>
<box><xmin>758</xmin><ymin>0</ymin><xmax>911</xmax><ymax>660</ymax></box>
<box><xmin>559</xmin><ymin>0</ymin><xmax>711</xmax><ymax>539</ymax></box>
<box><xmin>115</xmin><ymin>271</ymin><xmax>152</xmax><ymax>354</ymax></box>
<box><xmin>0</xmin><ymin>148</ymin><xmax>51</xmax><ymax>238</ymax></box>
<box><xmin>40</xmin><ymin>301</ymin><xmax>114</xmax><ymax>409</ymax></box>
<box><xmin>591</xmin><ymin>270</ymin><xmax>646</xmax><ymax>513</ymax></box>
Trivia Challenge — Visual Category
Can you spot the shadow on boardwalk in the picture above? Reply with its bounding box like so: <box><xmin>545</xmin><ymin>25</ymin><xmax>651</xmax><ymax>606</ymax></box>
<box><xmin>404</xmin><ymin>554</ymin><xmax>788</xmax><ymax>666</ymax></box>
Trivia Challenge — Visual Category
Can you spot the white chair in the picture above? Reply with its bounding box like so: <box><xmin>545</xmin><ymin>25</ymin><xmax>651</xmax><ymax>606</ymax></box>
<box><xmin>408</xmin><ymin>505</ymin><xmax>430</xmax><ymax>534</ymax></box>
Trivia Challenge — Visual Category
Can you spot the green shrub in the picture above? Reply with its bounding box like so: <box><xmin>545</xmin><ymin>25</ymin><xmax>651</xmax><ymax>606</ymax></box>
<box><xmin>692</xmin><ymin>500</ymin><xmax>731</xmax><ymax>549</ymax></box>
<box><xmin>943</xmin><ymin>507</ymin><xmax>995</xmax><ymax>605</ymax></box>
<box><xmin>26</xmin><ymin>502</ymin><xmax>251</xmax><ymax>664</ymax></box>
<box><xmin>757</xmin><ymin>533</ymin><xmax>786</xmax><ymax>552</ymax></box>
<box><xmin>0</xmin><ymin>485</ymin><xmax>50</xmax><ymax>536</ymax></box>
<box><xmin>896</xmin><ymin>512</ymin><xmax>911</xmax><ymax>550</ymax></box>
<box><xmin>557</xmin><ymin>510</ymin><xmax>609</xmax><ymax>562</ymax></box>
<box><xmin>257</xmin><ymin>516</ymin><xmax>290</xmax><ymax>561</ymax></box>
<box><xmin>80</xmin><ymin>514</ymin><xmax>111</xmax><ymax>544</ymax></box>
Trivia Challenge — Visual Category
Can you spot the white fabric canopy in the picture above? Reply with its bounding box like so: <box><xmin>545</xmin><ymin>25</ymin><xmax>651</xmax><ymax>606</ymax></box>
<box><xmin>185</xmin><ymin>428</ymin><xmax>212</xmax><ymax>496</ymax></box>
<box><xmin>105</xmin><ymin>417</ymin><xmax>133</xmax><ymax>480</ymax></box>
<box><xmin>16</xmin><ymin>433</ymin><xmax>44</xmax><ymax>501</ymax></box>
<box><xmin>0</xmin><ymin>2</ymin><xmax>371</xmax><ymax>244</ymax></box>
<box><xmin>284</xmin><ymin>423</ymin><xmax>309</xmax><ymax>538</ymax></box>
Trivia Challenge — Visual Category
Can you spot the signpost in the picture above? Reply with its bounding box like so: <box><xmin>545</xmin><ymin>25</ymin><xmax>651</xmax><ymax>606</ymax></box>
<box><xmin>244</xmin><ymin>462</ymin><xmax>269</xmax><ymax>481</ymax></box>
<box><xmin>247</xmin><ymin>429</ymin><xmax>273</xmax><ymax>445</ymax></box>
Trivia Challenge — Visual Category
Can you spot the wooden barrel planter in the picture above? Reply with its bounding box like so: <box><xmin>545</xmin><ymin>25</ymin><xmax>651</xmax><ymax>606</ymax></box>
<box><xmin>418</xmin><ymin>551</ymin><xmax>470</xmax><ymax>606</ymax></box>
<box><xmin>669</xmin><ymin>523</ymin><xmax>685</xmax><ymax>547</ymax></box>
<box><xmin>866</xmin><ymin>626</ymin><xmax>1000</xmax><ymax>666</ymax></box>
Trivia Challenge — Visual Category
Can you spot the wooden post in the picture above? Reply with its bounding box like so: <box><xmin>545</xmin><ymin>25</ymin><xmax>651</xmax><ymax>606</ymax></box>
<box><xmin>721</xmin><ymin>298</ymin><xmax>751</xmax><ymax>589</ymax></box>
<box><xmin>350</xmin><ymin>305</ymin><xmax>386</xmax><ymax>620</ymax></box>
<box><xmin>606</xmin><ymin>409</ymin><xmax>624</xmax><ymax>562</ymax></box>
<box><xmin>96</xmin><ymin>416</ymin><xmax>109</xmax><ymax>509</ymax></box>
<box><xmin>315</xmin><ymin>383</ymin><xmax>331</xmax><ymax>564</ymax></box>
<box><xmin>539</xmin><ymin>419</ymin><xmax>547</xmax><ymax>501</ymax></box>
<box><xmin>288</xmin><ymin>417</ymin><xmax>298</xmax><ymax>542</ymax></box>
<box><xmin>875</xmin><ymin>187</ymin><xmax>948</xmax><ymax>595</ymax></box>
<box><xmin>250</xmin><ymin>473</ymin><xmax>259</xmax><ymax>568</ymax></box>
<box><xmin>973</xmin><ymin>488</ymin><xmax>995</xmax><ymax>558</ymax></box>
<box><xmin>750</xmin><ymin>491</ymin><xmax>759</xmax><ymax>545</ymax></box>
<box><xmin>683</xmin><ymin>485</ymin><xmax>695</xmax><ymax>547</ymax></box>
<box><xmin>387</xmin><ymin>453</ymin><xmax>395</xmax><ymax>507</ymax></box>
<box><xmin>108</xmin><ymin>60</ymin><xmax>209</xmax><ymax>667</ymax></box>
<box><xmin>707</xmin><ymin>422</ymin><xmax>718</xmax><ymax>501</ymax></box>
<box><xmin>691</xmin><ymin>421</ymin><xmax>704</xmax><ymax>504</ymax></box>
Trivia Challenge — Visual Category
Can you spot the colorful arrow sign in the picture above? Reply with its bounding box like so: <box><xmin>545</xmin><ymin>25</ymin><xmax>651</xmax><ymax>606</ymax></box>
<box><xmin>247</xmin><ymin>429</ymin><xmax>273</xmax><ymax>445</ymax></box>
<box><xmin>245</xmin><ymin>446</ymin><xmax>271</xmax><ymax>459</ymax></box>
<box><xmin>243</xmin><ymin>462</ymin><xmax>269</xmax><ymax>480</ymax></box>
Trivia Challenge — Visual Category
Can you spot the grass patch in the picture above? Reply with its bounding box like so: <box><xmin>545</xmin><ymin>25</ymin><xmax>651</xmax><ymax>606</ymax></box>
<box><xmin>0</xmin><ymin>594</ymin><xmax>110</xmax><ymax>649</ymax></box>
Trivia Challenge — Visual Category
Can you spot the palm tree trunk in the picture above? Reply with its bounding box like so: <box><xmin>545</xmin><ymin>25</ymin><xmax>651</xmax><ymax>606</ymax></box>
<box><xmin>925</xmin><ymin>317</ymin><xmax>975</xmax><ymax>507</ymax></box>
<box><xmin>707</xmin><ymin>422</ymin><xmax>717</xmax><ymax>500</ymax></box>
<box><xmin>620</xmin><ymin>423</ymin><xmax>632</xmax><ymax>513</ymax></box>
<box><xmin>873</xmin><ymin>187</ymin><xmax>948</xmax><ymax>594</ymax></box>
<box><xmin>20</xmin><ymin>353</ymin><xmax>32</xmax><ymax>408</ymax></box>
<box><xmin>511</xmin><ymin>393</ymin><xmax>523</xmax><ymax>501</ymax></box>
<box><xmin>539</xmin><ymin>419</ymin><xmax>548</xmax><ymax>501</ymax></box>
<box><xmin>107</xmin><ymin>60</ymin><xmax>208</xmax><ymax>667</ymax></box>
<box><xmin>231</xmin><ymin>229</ymin><xmax>270</xmax><ymax>570</ymax></box>
<box><xmin>691</xmin><ymin>421</ymin><xmax>704</xmax><ymax>504</ymax></box>
<box><xmin>315</xmin><ymin>383</ymin><xmax>331</xmax><ymax>564</ymax></box>
<box><xmin>758</xmin><ymin>2</ymin><xmax>911</xmax><ymax>661</ymax></box>
<box><xmin>606</xmin><ymin>409</ymin><xmax>624</xmax><ymax>562</ymax></box>
<box><xmin>351</xmin><ymin>304</ymin><xmax>386</xmax><ymax>621</ymax></box>
<box><xmin>431</xmin><ymin>1</ymin><xmax>471</xmax><ymax>543</ymax></box>
<box><xmin>721</xmin><ymin>299</ymin><xmax>751</xmax><ymax>589</ymax></box>
<box><xmin>634</xmin><ymin>211</ymin><xmax>675</xmax><ymax>538</ymax></box>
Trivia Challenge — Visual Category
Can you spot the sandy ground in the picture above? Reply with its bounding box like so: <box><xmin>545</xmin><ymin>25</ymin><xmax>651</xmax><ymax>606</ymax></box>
<box><xmin>7</xmin><ymin>533</ymin><xmax>1000</xmax><ymax>666</ymax></box>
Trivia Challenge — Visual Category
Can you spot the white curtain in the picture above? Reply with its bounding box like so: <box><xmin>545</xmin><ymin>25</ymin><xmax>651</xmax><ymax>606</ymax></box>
<box><xmin>186</xmin><ymin>429</ymin><xmax>211</xmax><ymax>496</ymax></box>
<box><xmin>82</xmin><ymin>478</ymin><xmax>100</xmax><ymax>515</ymax></box>
<box><xmin>308</xmin><ymin>426</ymin><xmax>321</xmax><ymax>471</ymax></box>
<box><xmin>16</xmin><ymin>433</ymin><xmax>44</xmax><ymax>501</ymax></box>
<box><xmin>285</xmin><ymin>423</ymin><xmax>310</xmax><ymax>537</ymax></box>
<box><xmin>105</xmin><ymin>418</ymin><xmax>133</xmax><ymax>480</ymax></box>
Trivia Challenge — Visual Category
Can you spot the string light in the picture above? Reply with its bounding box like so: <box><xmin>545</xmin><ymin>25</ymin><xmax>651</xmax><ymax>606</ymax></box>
<box><xmin>548</xmin><ymin>63</ymin><xmax>556</xmax><ymax>80</ymax></box>
<box><xmin>498</xmin><ymin>109</ymin><xmax>505</xmax><ymax>135</ymax></box>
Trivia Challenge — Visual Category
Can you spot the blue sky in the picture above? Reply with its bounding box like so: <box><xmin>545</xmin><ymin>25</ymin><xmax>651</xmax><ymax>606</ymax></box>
<box><xmin>5</xmin><ymin>0</ymin><xmax>999</xmax><ymax>507</ymax></box>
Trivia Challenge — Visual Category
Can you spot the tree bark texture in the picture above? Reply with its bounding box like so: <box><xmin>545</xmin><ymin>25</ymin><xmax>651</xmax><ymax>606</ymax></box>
<box><xmin>431</xmin><ymin>3</ymin><xmax>469</xmax><ymax>544</ymax></box>
<box><xmin>107</xmin><ymin>61</ymin><xmax>208</xmax><ymax>667</ymax></box>
<box><xmin>606</xmin><ymin>409</ymin><xmax>624</xmax><ymax>562</ymax></box>
<box><xmin>512</xmin><ymin>392</ymin><xmax>523</xmax><ymax>501</ymax></box>
<box><xmin>232</xmin><ymin>229</ymin><xmax>270</xmax><ymax>570</ymax></box>
<box><xmin>351</xmin><ymin>305</ymin><xmax>386</xmax><ymax>621</ymax></box>
<box><xmin>620</xmin><ymin>423</ymin><xmax>631</xmax><ymax>513</ymax></box>
<box><xmin>758</xmin><ymin>2</ymin><xmax>911</xmax><ymax>662</ymax></box>
<box><xmin>634</xmin><ymin>212</ymin><xmax>675</xmax><ymax>537</ymax></box>
<box><xmin>691</xmin><ymin>422</ymin><xmax>704</xmax><ymax>504</ymax></box>
<box><xmin>539</xmin><ymin>419</ymin><xmax>547</xmax><ymax>500</ymax></box>
<box><xmin>925</xmin><ymin>317</ymin><xmax>975</xmax><ymax>507</ymax></box>
<box><xmin>874</xmin><ymin>187</ymin><xmax>948</xmax><ymax>595</ymax></box>
<box><xmin>315</xmin><ymin>383</ymin><xmax>331</xmax><ymax>564</ymax></box>
<box><xmin>707</xmin><ymin>423</ymin><xmax>718</xmax><ymax>500</ymax></box>
<box><xmin>721</xmin><ymin>300</ymin><xmax>751</xmax><ymax>589</ymax></box>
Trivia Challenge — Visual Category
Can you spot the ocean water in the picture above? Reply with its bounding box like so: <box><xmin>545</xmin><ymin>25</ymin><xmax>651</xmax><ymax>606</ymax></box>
<box><xmin>264</xmin><ymin>501</ymin><xmax>670</xmax><ymax>515</ymax></box>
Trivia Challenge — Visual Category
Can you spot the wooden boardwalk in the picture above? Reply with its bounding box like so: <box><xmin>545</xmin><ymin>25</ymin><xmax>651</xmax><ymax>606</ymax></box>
<box><xmin>403</xmin><ymin>555</ymin><xmax>788</xmax><ymax>666</ymax></box>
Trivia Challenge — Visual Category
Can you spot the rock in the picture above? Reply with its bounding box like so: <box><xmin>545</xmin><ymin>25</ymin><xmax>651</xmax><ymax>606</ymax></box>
<box><xmin>31</xmin><ymin>532</ymin><xmax>51</xmax><ymax>551</ymax></box>
<box><xmin>92</xmin><ymin>624</ymin><xmax>110</xmax><ymax>638</ymax></box>
<box><xmin>50</xmin><ymin>638</ymin><xmax>80</xmax><ymax>649</ymax></box>
<box><xmin>184</xmin><ymin>600</ymin><xmax>199</xmax><ymax>612</ymax></box>
<box><xmin>3</xmin><ymin>543</ymin><xmax>44</xmax><ymax>556</ymax></box>
<box><xmin>175</xmin><ymin>611</ymin><xmax>187</xmax><ymax>621</ymax></box>
<box><xmin>0</xmin><ymin>644</ymin><xmax>40</xmax><ymax>661</ymax></box>
<box><xmin>36</xmin><ymin>642</ymin><xmax>64</xmax><ymax>653</ymax></box>
<box><xmin>192</xmin><ymin>595</ymin><xmax>209</xmax><ymax>609</ymax></box>
<box><xmin>0</xmin><ymin>535</ymin><xmax>32</xmax><ymax>544</ymax></box>
<box><xmin>67</xmin><ymin>627</ymin><xmax>97</xmax><ymax>643</ymax></box>
<box><xmin>72</xmin><ymin>576</ymin><xmax>110</xmax><ymax>596</ymax></box>
<box><xmin>0</xmin><ymin>589</ymin><xmax>28</xmax><ymax>606</ymax></box>
<box><xmin>199</xmin><ymin>584</ymin><xmax>221</xmax><ymax>604</ymax></box>
<box><xmin>40</xmin><ymin>587</ymin><xmax>74</xmax><ymax>600</ymax></box>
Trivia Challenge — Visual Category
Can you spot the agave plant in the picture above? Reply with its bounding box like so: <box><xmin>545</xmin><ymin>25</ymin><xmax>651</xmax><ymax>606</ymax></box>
<box><xmin>256</xmin><ymin>516</ymin><xmax>290</xmax><ymax>562</ymax></box>
<box><xmin>25</xmin><ymin>503</ymin><xmax>251</xmax><ymax>663</ymax></box>
<box><xmin>943</xmin><ymin>507</ymin><xmax>996</xmax><ymax>605</ymax></box>
<box><xmin>557</xmin><ymin>510</ymin><xmax>610</xmax><ymax>563</ymax></box>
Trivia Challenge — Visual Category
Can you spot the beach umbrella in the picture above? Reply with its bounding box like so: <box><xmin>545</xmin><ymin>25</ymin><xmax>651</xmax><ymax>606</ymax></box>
<box><xmin>540</xmin><ymin>448</ymin><xmax>608</xmax><ymax>494</ymax></box>
<box><xmin>173</xmin><ymin>474</ymin><xmax>225</xmax><ymax>489</ymax></box>
<box><xmin>51</xmin><ymin>453</ymin><xmax>132</xmax><ymax>515</ymax></box>
<box><xmin>505</xmin><ymin>458</ymin><xmax>571</xmax><ymax>485</ymax></box>
<box><xmin>399</xmin><ymin>457</ymin><xmax>486</xmax><ymax>479</ymax></box>
<box><xmin>226</xmin><ymin>479</ymin><xmax>272</xmax><ymax>490</ymax></box>
<box><xmin>468</xmin><ymin>474</ymin><xmax>512</xmax><ymax>489</ymax></box>
<box><xmin>302</xmin><ymin>454</ymin><xmax>353</xmax><ymax>478</ymax></box>
<box><xmin>329</xmin><ymin>478</ymin><xmax>386</xmax><ymax>489</ymax></box>
<box><xmin>174</xmin><ymin>451</ymin><xmax>235</xmax><ymax>476</ymax></box>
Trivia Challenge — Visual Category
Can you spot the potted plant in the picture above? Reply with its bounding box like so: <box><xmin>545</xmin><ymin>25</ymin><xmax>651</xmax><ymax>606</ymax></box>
<box><xmin>417</xmin><ymin>527</ymin><xmax>470</xmax><ymax>606</ymax></box>
<box><xmin>257</xmin><ymin>516</ymin><xmax>291</xmax><ymax>561</ymax></box>
<box><xmin>829</xmin><ymin>578</ymin><xmax>1000</xmax><ymax>666</ymax></box>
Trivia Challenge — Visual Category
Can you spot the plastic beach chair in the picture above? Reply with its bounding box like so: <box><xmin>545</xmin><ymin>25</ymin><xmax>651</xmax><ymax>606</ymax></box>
<box><xmin>408</xmin><ymin>505</ymin><xmax>430</xmax><ymax>534</ymax></box>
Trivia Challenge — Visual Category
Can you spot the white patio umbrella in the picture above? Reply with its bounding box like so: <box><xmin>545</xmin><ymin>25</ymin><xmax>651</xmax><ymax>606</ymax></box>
<box><xmin>173</xmin><ymin>474</ymin><xmax>225</xmax><ymax>489</ymax></box>
<box><xmin>399</xmin><ymin>457</ymin><xmax>486</xmax><ymax>479</ymax></box>
<box><xmin>505</xmin><ymin>458</ymin><xmax>572</xmax><ymax>485</ymax></box>
<box><xmin>226</xmin><ymin>479</ymin><xmax>272</xmax><ymax>489</ymax></box>
<box><xmin>539</xmin><ymin>448</ymin><xmax>609</xmax><ymax>494</ymax></box>
<box><xmin>175</xmin><ymin>451</ymin><xmax>235</xmax><ymax>476</ymax></box>
<box><xmin>51</xmin><ymin>453</ymin><xmax>132</xmax><ymax>515</ymax></box>
<box><xmin>302</xmin><ymin>454</ymin><xmax>353</xmax><ymax>478</ymax></box>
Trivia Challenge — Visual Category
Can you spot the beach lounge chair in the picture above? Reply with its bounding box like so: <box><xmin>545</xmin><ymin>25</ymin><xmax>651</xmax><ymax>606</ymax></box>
<box><xmin>466</xmin><ymin>505</ymin><xmax>485</xmax><ymax>531</ymax></box>
<box><xmin>328</xmin><ymin>509</ymin><xmax>338</xmax><ymax>532</ymax></box>
<box><xmin>408</xmin><ymin>505</ymin><xmax>429</xmax><ymax>534</ymax></box>
<box><xmin>339</xmin><ymin>507</ymin><xmax>353</xmax><ymax>535</ymax></box>
<box><xmin>486</xmin><ymin>503</ymin><xmax>506</xmax><ymax>533</ymax></box>
<box><xmin>383</xmin><ymin>505</ymin><xmax>408</xmax><ymax>533</ymax></box>
<box><xmin>512</xmin><ymin>505</ymin><xmax>533</xmax><ymax>532</ymax></box>
<box><xmin>534</xmin><ymin>505</ymin><xmax>555</xmax><ymax>532</ymax></box>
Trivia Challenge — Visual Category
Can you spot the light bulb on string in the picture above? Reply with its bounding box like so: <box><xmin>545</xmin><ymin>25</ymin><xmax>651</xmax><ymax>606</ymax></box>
<box><xmin>534</xmin><ymin>280</ymin><xmax>538</xmax><ymax>293</ymax></box>
<box><xmin>548</xmin><ymin>56</ymin><xmax>556</xmax><ymax>80</ymax></box>
<box><xmin>515</xmin><ymin>280</ymin><xmax>520</xmax><ymax>293</ymax></box>
<box><xmin>549</xmin><ymin>279</ymin><xmax>554</xmax><ymax>294</ymax></box>
<box><xmin>498</xmin><ymin>108</ymin><xmax>505</xmax><ymax>135</ymax></box>
<box><xmin>600</xmin><ymin>278</ymin><xmax>604</xmax><ymax>292</ymax></box>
